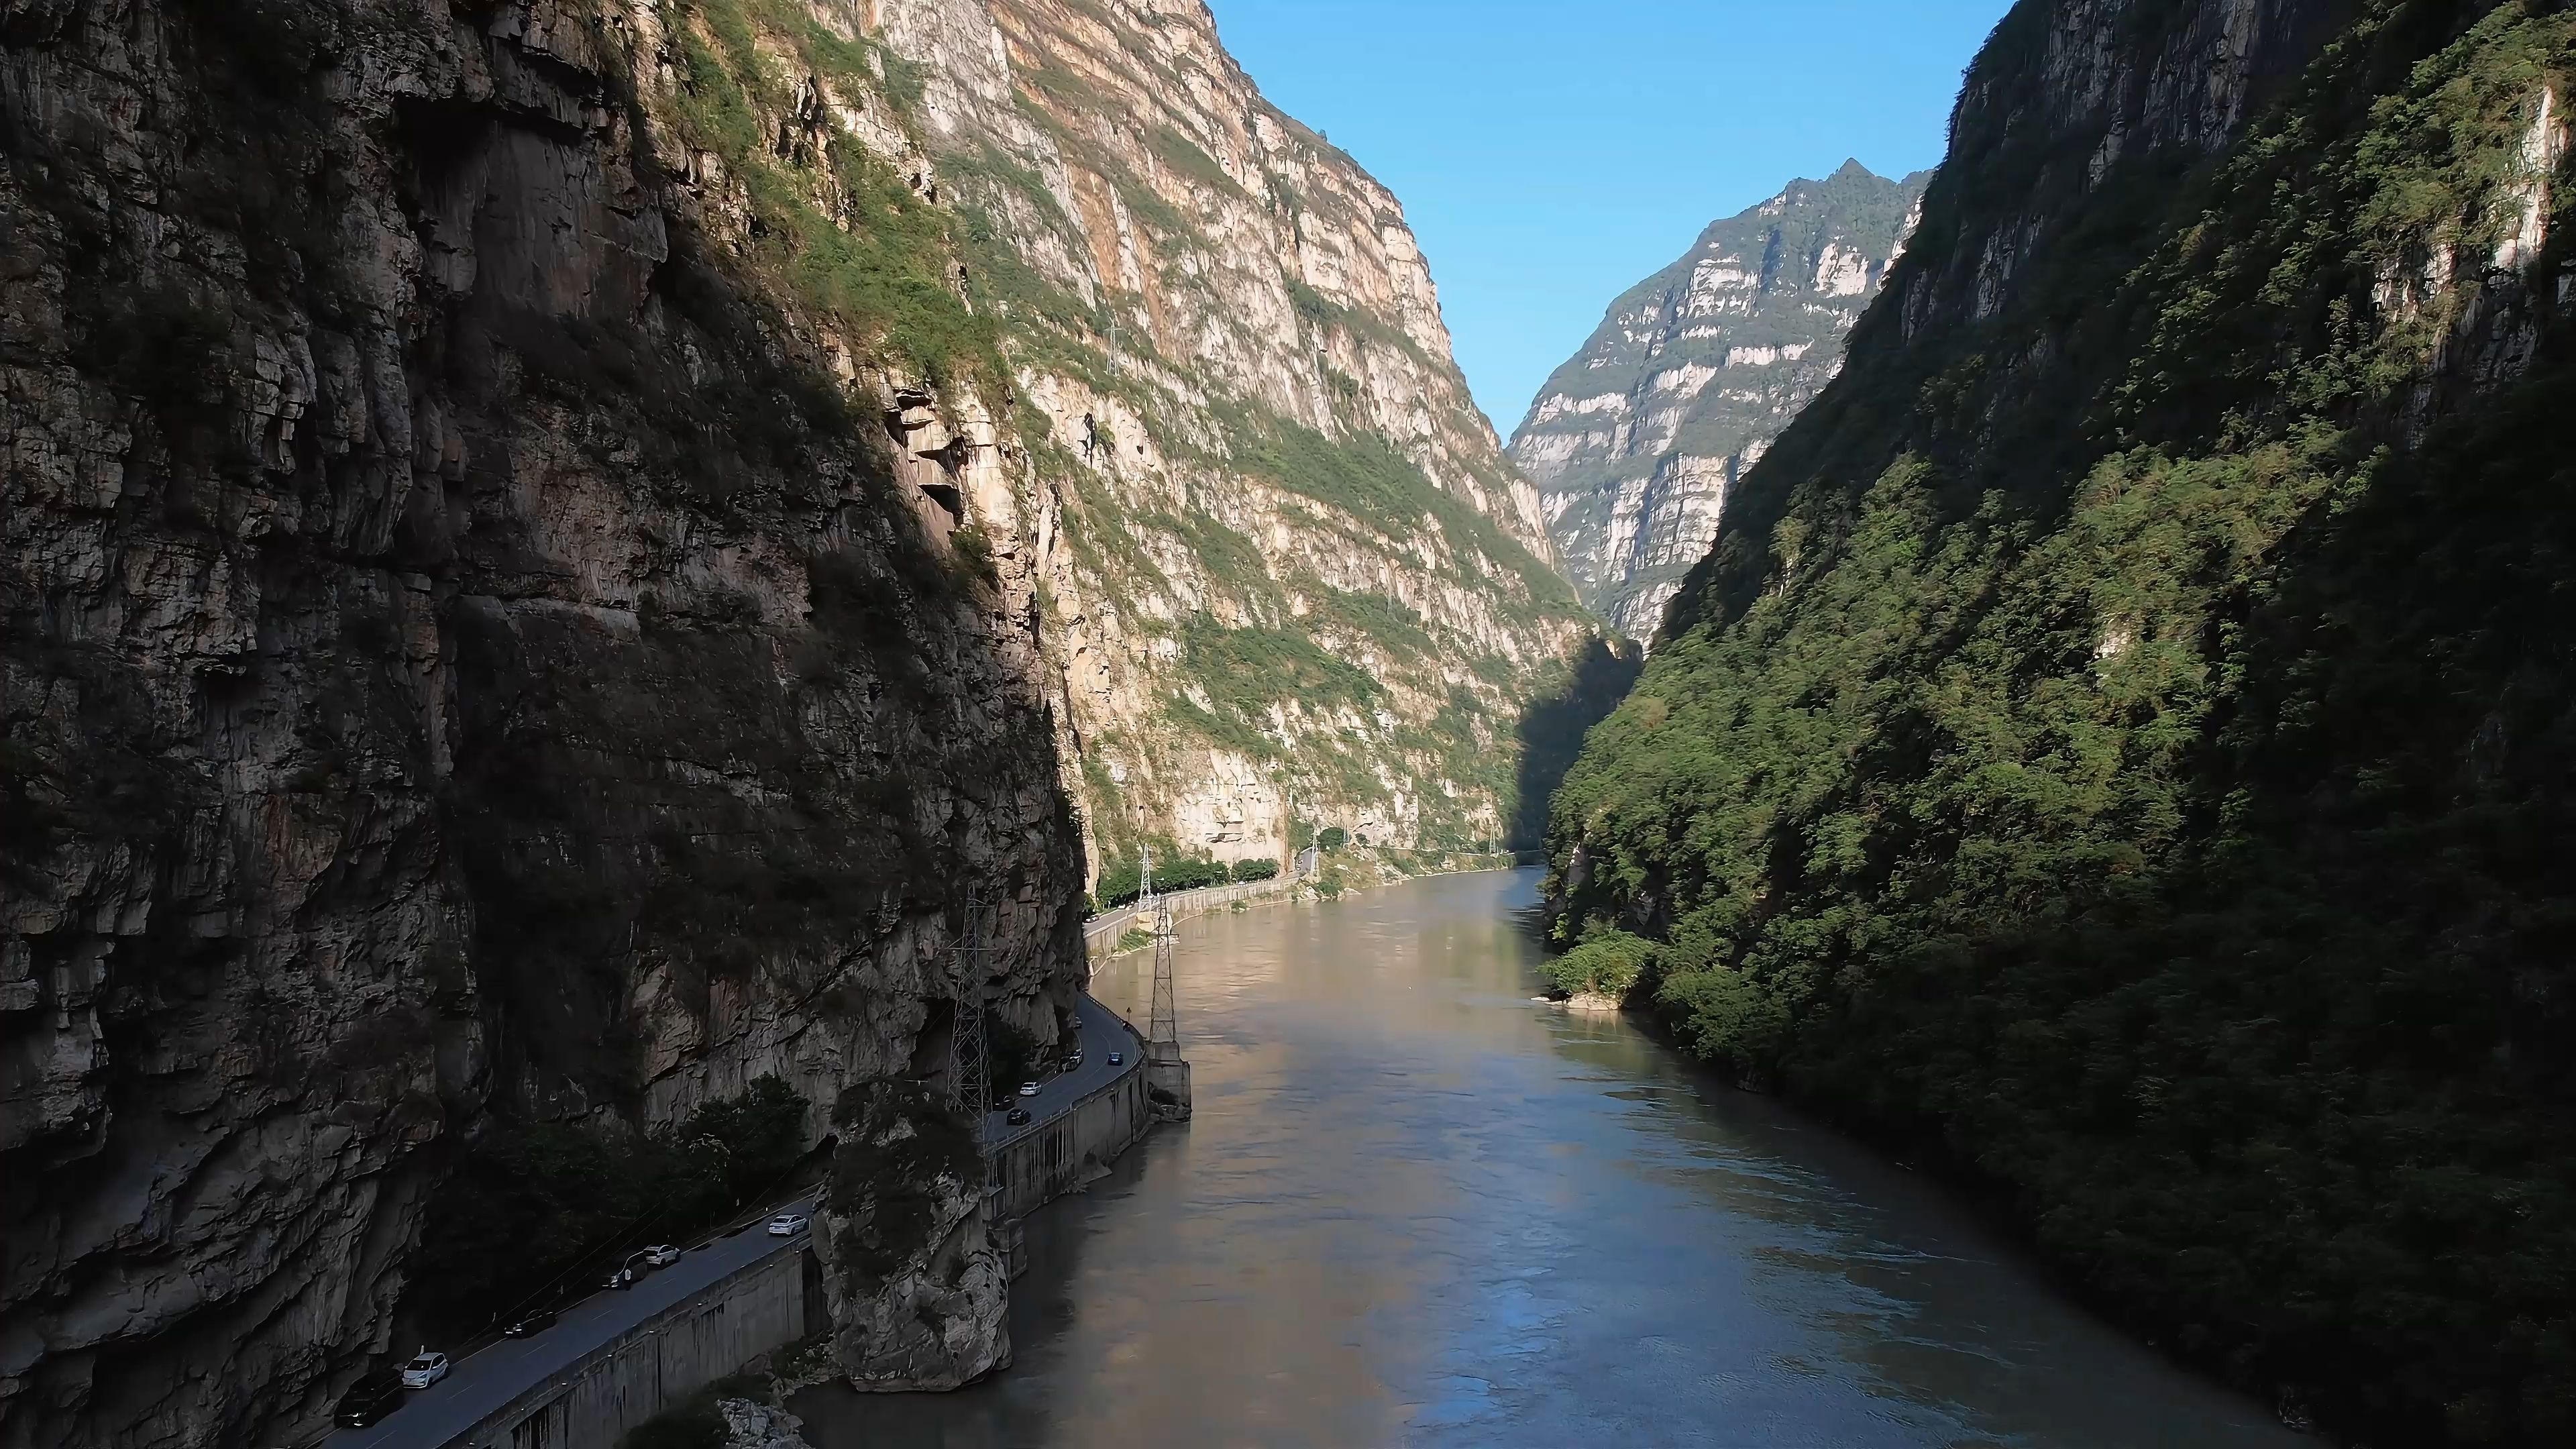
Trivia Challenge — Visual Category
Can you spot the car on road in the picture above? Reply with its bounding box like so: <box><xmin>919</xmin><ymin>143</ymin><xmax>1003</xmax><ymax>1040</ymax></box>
<box><xmin>336</xmin><ymin>1372</ymin><xmax>403</xmax><ymax>1428</ymax></box>
<box><xmin>768</xmin><ymin>1212</ymin><xmax>810</xmax><ymax>1236</ymax></box>
<box><xmin>602</xmin><ymin>1264</ymin><xmax>635</xmax><ymax>1290</ymax></box>
<box><xmin>502</xmin><ymin>1307</ymin><xmax>559</xmax><ymax>1337</ymax></box>
<box><xmin>643</xmin><ymin>1243</ymin><xmax>681</xmax><ymax>1267</ymax></box>
<box><xmin>1108</xmin><ymin>1051</ymin><xmax>1122</xmax><ymax>1066</ymax></box>
<box><xmin>1064</xmin><ymin>1053</ymin><xmax>1082</xmax><ymax>1071</ymax></box>
<box><xmin>398</xmin><ymin>1351</ymin><xmax>449</xmax><ymax>1389</ymax></box>
<box><xmin>1006</xmin><ymin>1106</ymin><xmax>1032</xmax><ymax>1126</ymax></box>
<box><xmin>1017</xmin><ymin>1081</ymin><xmax>1040</xmax><ymax>1097</ymax></box>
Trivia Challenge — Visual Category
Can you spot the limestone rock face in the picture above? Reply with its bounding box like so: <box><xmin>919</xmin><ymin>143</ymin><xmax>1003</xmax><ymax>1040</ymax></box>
<box><xmin>1511</xmin><ymin>162</ymin><xmax>1926</xmax><ymax>643</ymax></box>
<box><xmin>1</xmin><ymin>3</ymin><xmax>1080</xmax><ymax>1446</ymax></box>
<box><xmin>816</xmin><ymin>1079</ymin><xmax>1006</xmax><ymax>1390</ymax></box>
<box><xmin>884</xmin><ymin>0</ymin><xmax>1590</xmax><ymax>867</ymax></box>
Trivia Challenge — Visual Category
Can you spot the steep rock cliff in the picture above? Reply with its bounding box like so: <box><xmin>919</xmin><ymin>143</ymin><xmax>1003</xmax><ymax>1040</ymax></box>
<box><xmin>1</xmin><ymin>2</ymin><xmax>1083</xmax><ymax>1444</ymax></box>
<box><xmin>1</xmin><ymin>0</ymin><xmax>1586</xmax><ymax>1441</ymax></box>
<box><xmin>1549</xmin><ymin>1</ymin><xmax>2575</xmax><ymax>1442</ymax></box>
<box><xmin>1510</xmin><ymin>162</ymin><xmax>1925</xmax><ymax>642</ymax></box>
<box><xmin>882</xmin><ymin>0</ymin><xmax>1589</xmax><ymax>865</ymax></box>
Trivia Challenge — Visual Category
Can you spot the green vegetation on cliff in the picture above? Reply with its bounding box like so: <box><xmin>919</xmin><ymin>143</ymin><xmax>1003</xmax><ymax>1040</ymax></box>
<box><xmin>1548</xmin><ymin>4</ymin><xmax>2576</xmax><ymax>1443</ymax></box>
<box><xmin>660</xmin><ymin>0</ymin><xmax>1003</xmax><ymax>388</ymax></box>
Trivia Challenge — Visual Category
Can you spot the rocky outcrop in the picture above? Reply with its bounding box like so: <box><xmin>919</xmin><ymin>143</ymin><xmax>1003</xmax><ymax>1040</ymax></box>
<box><xmin>1</xmin><ymin>3</ymin><xmax>1081</xmax><ymax>1446</ymax></box>
<box><xmin>721</xmin><ymin>1397</ymin><xmax>818</xmax><ymax>1449</ymax></box>
<box><xmin>1510</xmin><ymin>162</ymin><xmax>1925</xmax><ymax>642</ymax></box>
<box><xmin>816</xmin><ymin>1079</ymin><xmax>1005</xmax><ymax>1390</ymax></box>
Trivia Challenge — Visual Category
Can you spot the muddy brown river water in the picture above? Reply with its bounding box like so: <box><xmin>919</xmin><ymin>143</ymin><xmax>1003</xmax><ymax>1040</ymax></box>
<box><xmin>796</xmin><ymin>869</ymin><xmax>2304</xmax><ymax>1448</ymax></box>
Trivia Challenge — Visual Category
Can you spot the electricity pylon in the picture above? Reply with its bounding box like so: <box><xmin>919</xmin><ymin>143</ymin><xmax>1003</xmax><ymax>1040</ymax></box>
<box><xmin>1139</xmin><ymin>852</ymin><xmax>1191</xmax><ymax>1120</ymax></box>
<box><xmin>947</xmin><ymin>896</ymin><xmax>996</xmax><ymax>1195</ymax></box>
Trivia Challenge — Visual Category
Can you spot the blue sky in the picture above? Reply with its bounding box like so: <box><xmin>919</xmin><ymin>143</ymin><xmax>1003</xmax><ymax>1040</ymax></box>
<box><xmin>1203</xmin><ymin>0</ymin><xmax>2015</xmax><ymax>433</ymax></box>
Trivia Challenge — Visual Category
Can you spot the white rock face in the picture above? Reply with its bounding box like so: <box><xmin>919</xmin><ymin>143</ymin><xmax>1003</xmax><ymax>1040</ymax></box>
<box><xmin>1510</xmin><ymin>161</ymin><xmax>1926</xmax><ymax>644</ymax></box>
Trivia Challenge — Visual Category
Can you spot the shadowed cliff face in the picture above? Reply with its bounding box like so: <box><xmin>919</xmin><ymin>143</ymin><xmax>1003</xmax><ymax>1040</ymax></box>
<box><xmin>0</xmin><ymin>3</ymin><xmax>1083</xmax><ymax>1445</ymax></box>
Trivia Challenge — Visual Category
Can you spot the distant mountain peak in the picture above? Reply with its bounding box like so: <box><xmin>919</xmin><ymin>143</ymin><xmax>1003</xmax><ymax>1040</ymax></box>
<box><xmin>1507</xmin><ymin>166</ymin><xmax>1929</xmax><ymax>643</ymax></box>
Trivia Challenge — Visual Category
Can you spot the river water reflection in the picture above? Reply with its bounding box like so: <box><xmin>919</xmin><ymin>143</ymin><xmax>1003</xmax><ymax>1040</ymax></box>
<box><xmin>796</xmin><ymin>870</ymin><xmax>2301</xmax><ymax>1448</ymax></box>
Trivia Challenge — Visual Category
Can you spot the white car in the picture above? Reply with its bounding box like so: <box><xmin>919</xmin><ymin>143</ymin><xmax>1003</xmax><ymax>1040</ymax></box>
<box><xmin>398</xmin><ymin>1351</ymin><xmax>449</xmax><ymax>1389</ymax></box>
<box><xmin>1017</xmin><ymin>1081</ymin><xmax>1040</xmax><ymax>1097</ymax></box>
<box><xmin>643</xmin><ymin>1244</ymin><xmax>680</xmax><ymax>1267</ymax></box>
<box><xmin>767</xmin><ymin>1212</ymin><xmax>810</xmax><ymax>1237</ymax></box>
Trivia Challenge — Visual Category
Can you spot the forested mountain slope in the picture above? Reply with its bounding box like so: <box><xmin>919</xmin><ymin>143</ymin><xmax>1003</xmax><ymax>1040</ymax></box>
<box><xmin>1511</xmin><ymin>162</ymin><xmax>1925</xmax><ymax>642</ymax></box>
<box><xmin>1546</xmin><ymin>1</ymin><xmax>2576</xmax><ymax>1442</ymax></box>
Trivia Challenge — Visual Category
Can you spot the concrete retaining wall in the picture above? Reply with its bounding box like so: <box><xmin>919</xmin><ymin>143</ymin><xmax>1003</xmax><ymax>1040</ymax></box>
<box><xmin>437</xmin><ymin>1012</ymin><xmax>1161</xmax><ymax>1448</ymax></box>
<box><xmin>445</xmin><ymin>1246</ymin><xmax>816</xmax><ymax>1449</ymax></box>
<box><xmin>992</xmin><ymin>1026</ymin><xmax>1153</xmax><ymax>1220</ymax></box>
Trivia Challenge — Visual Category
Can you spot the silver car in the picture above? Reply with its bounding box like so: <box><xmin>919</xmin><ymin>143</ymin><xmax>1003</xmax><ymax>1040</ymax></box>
<box><xmin>398</xmin><ymin>1351</ymin><xmax>449</xmax><ymax>1389</ymax></box>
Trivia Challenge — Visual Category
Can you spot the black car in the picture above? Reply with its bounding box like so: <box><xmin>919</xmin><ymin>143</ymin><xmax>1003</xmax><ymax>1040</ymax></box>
<box><xmin>1006</xmin><ymin>1106</ymin><xmax>1032</xmax><ymax>1126</ymax></box>
<box><xmin>336</xmin><ymin>1373</ymin><xmax>404</xmax><ymax>1428</ymax></box>
<box><xmin>502</xmin><ymin>1306</ymin><xmax>559</xmax><ymax>1337</ymax></box>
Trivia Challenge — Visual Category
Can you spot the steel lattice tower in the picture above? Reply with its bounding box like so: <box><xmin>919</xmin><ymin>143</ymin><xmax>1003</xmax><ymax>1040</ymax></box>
<box><xmin>948</xmin><ymin>898</ymin><xmax>996</xmax><ymax>1193</ymax></box>
<box><xmin>1148</xmin><ymin>899</ymin><xmax>1179</xmax><ymax>1051</ymax></box>
<box><xmin>1141</xmin><ymin>853</ymin><xmax>1190</xmax><ymax>1126</ymax></box>
<box><xmin>1140</xmin><ymin>848</ymin><xmax>1177</xmax><ymax>1051</ymax></box>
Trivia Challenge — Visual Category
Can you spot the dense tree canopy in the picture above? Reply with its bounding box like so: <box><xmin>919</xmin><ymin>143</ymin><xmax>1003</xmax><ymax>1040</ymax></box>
<box><xmin>1548</xmin><ymin>5</ymin><xmax>2576</xmax><ymax>1443</ymax></box>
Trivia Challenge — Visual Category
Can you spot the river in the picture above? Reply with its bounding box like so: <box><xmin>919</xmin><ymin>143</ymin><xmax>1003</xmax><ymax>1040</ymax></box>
<box><xmin>795</xmin><ymin>869</ymin><xmax>2302</xmax><ymax>1448</ymax></box>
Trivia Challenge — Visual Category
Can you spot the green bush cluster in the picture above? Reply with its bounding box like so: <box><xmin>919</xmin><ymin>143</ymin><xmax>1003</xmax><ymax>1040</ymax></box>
<box><xmin>1540</xmin><ymin>930</ymin><xmax>1654</xmax><ymax>1001</ymax></box>
<box><xmin>409</xmin><ymin>1077</ymin><xmax>810</xmax><ymax>1336</ymax></box>
<box><xmin>1548</xmin><ymin>6</ymin><xmax>2576</xmax><ymax>1443</ymax></box>
<box><xmin>1091</xmin><ymin>851</ymin><xmax>1234</xmax><ymax>910</ymax></box>
<box><xmin>1230</xmin><ymin>858</ymin><xmax>1279</xmax><ymax>882</ymax></box>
